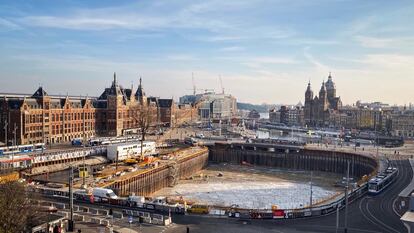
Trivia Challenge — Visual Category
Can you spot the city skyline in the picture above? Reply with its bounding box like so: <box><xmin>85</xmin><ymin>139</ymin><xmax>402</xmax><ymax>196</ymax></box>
<box><xmin>1</xmin><ymin>0</ymin><xmax>414</xmax><ymax>105</ymax></box>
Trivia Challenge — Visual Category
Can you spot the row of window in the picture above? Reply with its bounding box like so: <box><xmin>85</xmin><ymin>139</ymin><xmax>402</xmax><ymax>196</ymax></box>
<box><xmin>51</xmin><ymin>112</ymin><xmax>97</xmax><ymax>122</ymax></box>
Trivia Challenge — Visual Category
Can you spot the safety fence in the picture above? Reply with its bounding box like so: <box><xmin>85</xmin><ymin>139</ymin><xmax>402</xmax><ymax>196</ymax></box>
<box><xmin>224</xmin><ymin>183</ymin><xmax>368</xmax><ymax>220</ymax></box>
<box><xmin>31</xmin><ymin>146</ymin><xmax>107</xmax><ymax>165</ymax></box>
<box><xmin>30</xmin><ymin>182</ymin><xmax>367</xmax><ymax>221</ymax></box>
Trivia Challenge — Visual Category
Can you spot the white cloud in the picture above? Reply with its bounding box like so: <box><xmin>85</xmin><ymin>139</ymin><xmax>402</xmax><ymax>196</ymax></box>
<box><xmin>303</xmin><ymin>48</ymin><xmax>330</xmax><ymax>72</ymax></box>
<box><xmin>0</xmin><ymin>17</ymin><xmax>23</xmax><ymax>30</ymax></box>
<box><xmin>219</xmin><ymin>46</ymin><xmax>244</xmax><ymax>52</ymax></box>
<box><xmin>165</xmin><ymin>54</ymin><xmax>198</xmax><ymax>61</ymax></box>
<box><xmin>354</xmin><ymin>35</ymin><xmax>414</xmax><ymax>48</ymax></box>
<box><xmin>19</xmin><ymin>15</ymin><xmax>167</xmax><ymax>30</ymax></box>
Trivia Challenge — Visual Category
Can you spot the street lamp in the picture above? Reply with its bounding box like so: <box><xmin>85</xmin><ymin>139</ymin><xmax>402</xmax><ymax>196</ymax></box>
<box><xmin>3</xmin><ymin>120</ymin><xmax>7</xmax><ymax>146</ymax></box>
<box><xmin>344</xmin><ymin>160</ymin><xmax>350</xmax><ymax>233</ymax></box>
<box><xmin>12</xmin><ymin>123</ymin><xmax>17</xmax><ymax>170</ymax></box>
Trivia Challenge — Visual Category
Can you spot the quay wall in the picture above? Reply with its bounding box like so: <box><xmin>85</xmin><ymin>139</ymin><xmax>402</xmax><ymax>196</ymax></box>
<box><xmin>208</xmin><ymin>143</ymin><xmax>378</xmax><ymax>179</ymax></box>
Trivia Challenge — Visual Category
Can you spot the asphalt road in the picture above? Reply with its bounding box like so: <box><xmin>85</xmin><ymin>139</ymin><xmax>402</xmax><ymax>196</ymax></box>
<box><xmin>38</xmin><ymin>159</ymin><xmax>412</xmax><ymax>233</ymax></box>
<box><xmin>168</xmin><ymin>159</ymin><xmax>412</xmax><ymax>233</ymax></box>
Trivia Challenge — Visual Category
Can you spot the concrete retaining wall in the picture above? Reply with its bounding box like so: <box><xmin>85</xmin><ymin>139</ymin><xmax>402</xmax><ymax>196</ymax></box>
<box><xmin>209</xmin><ymin>143</ymin><xmax>378</xmax><ymax>178</ymax></box>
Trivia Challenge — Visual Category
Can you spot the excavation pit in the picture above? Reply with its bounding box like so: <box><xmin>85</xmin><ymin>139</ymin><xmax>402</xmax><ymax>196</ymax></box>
<box><xmin>152</xmin><ymin>164</ymin><xmax>343</xmax><ymax>210</ymax></box>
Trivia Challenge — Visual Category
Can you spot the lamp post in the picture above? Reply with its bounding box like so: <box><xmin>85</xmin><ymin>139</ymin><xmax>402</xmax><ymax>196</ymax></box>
<box><xmin>3</xmin><ymin>120</ymin><xmax>7</xmax><ymax>146</ymax></box>
<box><xmin>12</xmin><ymin>123</ymin><xmax>17</xmax><ymax>169</ymax></box>
<box><xmin>68</xmin><ymin>166</ymin><xmax>74</xmax><ymax>232</ymax></box>
<box><xmin>344</xmin><ymin>160</ymin><xmax>350</xmax><ymax>233</ymax></box>
<box><xmin>309</xmin><ymin>171</ymin><xmax>313</xmax><ymax>209</ymax></box>
<box><xmin>82</xmin><ymin>108</ymin><xmax>86</xmax><ymax>188</ymax></box>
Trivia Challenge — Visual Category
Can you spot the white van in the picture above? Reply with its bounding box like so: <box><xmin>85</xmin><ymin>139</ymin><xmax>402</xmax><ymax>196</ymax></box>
<box><xmin>92</xmin><ymin>188</ymin><xmax>118</xmax><ymax>199</ymax></box>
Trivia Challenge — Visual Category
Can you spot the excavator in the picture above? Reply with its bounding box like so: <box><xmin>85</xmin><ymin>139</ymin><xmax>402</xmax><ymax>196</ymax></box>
<box><xmin>124</xmin><ymin>156</ymin><xmax>142</xmax><ymax>165</ymax></box>
<box><xmin>124</xmin><ymin>155</ymin><xmax>156</xmax><ymax>166</ymax></box>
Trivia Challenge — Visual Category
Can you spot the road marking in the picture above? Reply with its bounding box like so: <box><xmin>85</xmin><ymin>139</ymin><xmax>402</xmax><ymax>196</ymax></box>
<box><xmin>365</xmin><ymin>195</ymin><xmax>401</xmax><ymax>233</ymax></box>
<box><xmin>358</xmin><ymin>197</ymin><xmax>387</xmax><ymax>233</ymax></box>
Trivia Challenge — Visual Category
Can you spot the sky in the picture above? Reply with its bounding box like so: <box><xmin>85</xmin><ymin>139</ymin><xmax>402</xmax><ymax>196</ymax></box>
<box><xmin>0</xmin><ymin>0</ymin><xmax>413</xmax><ymax>105</ymax></box>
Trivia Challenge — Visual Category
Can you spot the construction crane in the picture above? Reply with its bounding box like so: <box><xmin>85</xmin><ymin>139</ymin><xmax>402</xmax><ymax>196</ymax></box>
<box><xmin>186</xmin><ymin>73</ymin><xmax>215</xmax><ymax>94</ymax></box>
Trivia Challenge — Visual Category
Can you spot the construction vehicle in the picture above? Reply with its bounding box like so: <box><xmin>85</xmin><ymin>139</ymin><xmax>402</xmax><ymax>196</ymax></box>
<box><xmin>124</xmin><ymin>157</ymin><xmax>141</xmax><ymax>165</ymax></box>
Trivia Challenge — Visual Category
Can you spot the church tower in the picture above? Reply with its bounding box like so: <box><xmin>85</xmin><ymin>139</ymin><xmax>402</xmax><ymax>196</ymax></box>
<box><xmin>319</xmin><ymin>81</ymin><xmax>328</xmax><ymax>111</ymax></box>
<box><xmin>325</xmin><ymin>72</ymin><xmax>336</xmax><ymax>100</ymax></box>
<box><xmin>305</xmin><ymin>81</ymin><xmax>314</xmax><ymax>102</ymax></box>
<box><xmin>304</xmin><ymin>81</ymin><xmax>313</xmax><ymax>125</ymax></box>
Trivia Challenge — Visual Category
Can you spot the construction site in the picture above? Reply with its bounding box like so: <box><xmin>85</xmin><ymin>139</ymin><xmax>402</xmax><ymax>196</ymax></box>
<box><xmin>152</xmin><ymin>163</ymin><xmax>343</xmax><ymax>210</ymax></box>
<box><xmin>29</xmin><ymin>145</ymin><xmax>209</xmax><ymax>196</ymax></box>
<box><xmin>24</xmin><ymin>137</ymin><xmax>379</xmax><ymax>217</ymax></box>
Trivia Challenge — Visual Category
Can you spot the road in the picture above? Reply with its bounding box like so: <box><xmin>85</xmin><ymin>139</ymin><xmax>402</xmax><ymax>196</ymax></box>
<box><xmin>167</xmin><ymin>159</ymin><xmax>412</xmax><ymax>233</ymax></box>
<box><xmin>36</xmin><ymin>159</ymin><xmax>413</xmax><ymax>233</ymax></box>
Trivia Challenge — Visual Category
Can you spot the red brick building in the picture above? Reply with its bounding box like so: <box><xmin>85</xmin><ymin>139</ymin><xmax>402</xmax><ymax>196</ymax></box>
<box><xmin>0</xmin><ymin>74</ymin><xmax>197</xmax><ymax>145</ymax></box>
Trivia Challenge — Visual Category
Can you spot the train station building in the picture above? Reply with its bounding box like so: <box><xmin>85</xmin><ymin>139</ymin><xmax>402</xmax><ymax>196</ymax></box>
<box><xmin>0</xmin><ymin>73</ymin><xmax>196</xmax><ymax>145</ymax></box>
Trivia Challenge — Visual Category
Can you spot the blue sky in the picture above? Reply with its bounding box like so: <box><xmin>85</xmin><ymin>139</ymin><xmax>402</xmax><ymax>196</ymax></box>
<box><xmin>0</xmin><ymin>0</ymin><xmax>413</xmax><ymax>105</ymax></box>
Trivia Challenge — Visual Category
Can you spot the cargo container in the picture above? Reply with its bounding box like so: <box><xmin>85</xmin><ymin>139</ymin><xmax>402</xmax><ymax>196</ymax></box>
<box><xmin>106</xmin><ymin>141</ymin><xmax>156</xmax><ymax>161</ymax></box>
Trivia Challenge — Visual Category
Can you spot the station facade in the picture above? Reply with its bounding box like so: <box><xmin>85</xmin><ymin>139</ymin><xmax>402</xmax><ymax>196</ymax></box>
<box><xmin>0</xmin><ymin>73</ymin><xmax>196</xmax><ymax>145</ymax></box>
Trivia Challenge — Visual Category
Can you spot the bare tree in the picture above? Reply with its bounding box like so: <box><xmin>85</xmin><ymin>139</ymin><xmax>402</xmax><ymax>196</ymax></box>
<box><xmin>133</xmin><ymin>103</ymin><xmax>155</xmax><ymax>158</ymax></box>
<box><xmin>0</xmin><ymin>181</ymin><xmax>38</xmax><ymax>233</ymax></box>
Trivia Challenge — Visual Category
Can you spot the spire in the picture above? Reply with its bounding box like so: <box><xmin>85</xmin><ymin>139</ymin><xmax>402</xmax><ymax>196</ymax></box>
<box><xmin>305</xmin><ymin>79</ymin><xmax>313</xmax><ymax>100</ymax></box>
<box><xmin>320</xmin><ymin>80</ymin><xmax>326</xmax><ymax>93</ymax></box>
<box><xmin>135</xmin><ymin>76</ymin><xmax>145</xmax><ymax>98</ymax></box>
<box><xmin>32</xmin><ymin>86</ymin><xmax>48</xmax><ymax>98</ymax></box>
<box><xmin>306</xmin><ymin>81</ymin><xmax>312</xmax><ymax>91</ymax></box>
<box><xmin>113</xmin><ymin>72</ymin><xmax>117</xmax><ymax>86</ymax></box>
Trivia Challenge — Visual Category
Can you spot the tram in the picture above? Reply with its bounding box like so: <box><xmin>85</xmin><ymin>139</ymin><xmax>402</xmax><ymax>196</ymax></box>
<box><xmin>0</xmin><ymin>143</ymin><xmax>45</xmax><ymax>156</ymax></box>
<box><xmin>368</xmin><ymin>167</ymin><xmax>398</xmax><ymax>195</ymax></box>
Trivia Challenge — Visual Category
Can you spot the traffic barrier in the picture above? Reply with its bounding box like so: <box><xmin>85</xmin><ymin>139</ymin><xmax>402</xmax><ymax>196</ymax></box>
<box><xmin>73</xmin><ymin>214</ymin><xmax>85</xmax><ymax>221</ymax></box>
<box><xmin>54</xmin><ymin>203</ymin><xmax>66</xmax><ymax>210</ymax></box>
<box><xmin>143</xmin><ymin>217</ymin><xmax>152</xmax><ymax>224</ymax></box>
<box><xmin>113</xmin><ymin>211</ymin><xmax>124</xmax><ymax>219</ymax></box>
<box><xmin>209</xmin><ymin>209</ymin><xmax>226</xmax><ymax>216</ymax></box>
<box><xmin>90</xmin><ymin>208</ymin><xmax>99</xmax><ymax>215</ymax></box>
<box><xmin>98</xmin><ymin>209</ymin><xmax>109</xmax><ymax>215</ymax></box>
<box><xmin>56</xmin><ymin>211</ymin><xmax>68</xmax><ymax>218</ymax></box>
<box><xmin>164</xmin><ymin>217</ymin><xmax>172</xmax><ymax>226</ymax></box>
<box><xmin>101</xmin><ymin>220</ymin><xmax>110</xmax><ymax>226</ymax></box>
<box><xmin>90</xmin><ymin>217</ymin><xmax>102</xmax><ymax>224</ymax></box>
